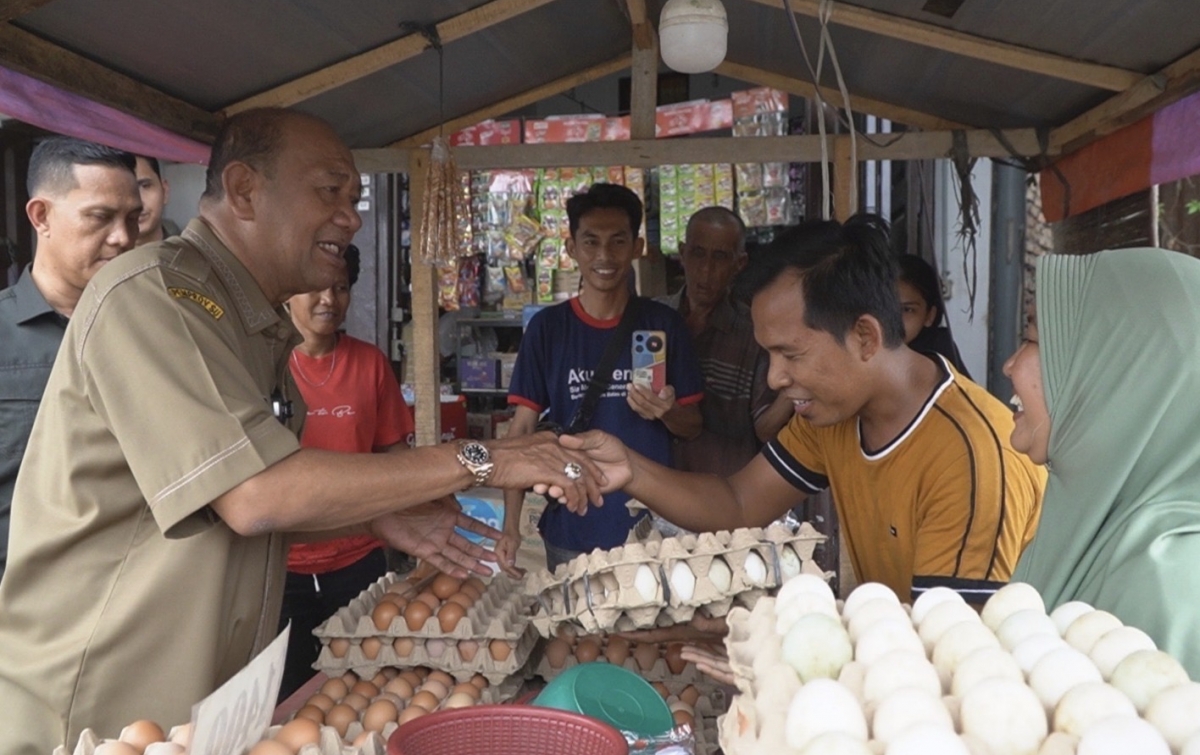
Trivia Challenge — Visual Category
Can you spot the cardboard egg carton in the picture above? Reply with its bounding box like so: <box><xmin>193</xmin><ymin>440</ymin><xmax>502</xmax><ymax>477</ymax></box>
<box><xmin>532</xmin><ymin>634</ymin><xmax>726</xmax><ymax>691</ymax></box>
<box><xmin>315</xmin><ymin>623</ymin><xmax>539</xmax><ymax>686</ymax></box>
<box><xmin>315</xmin><ymin>572</ymin><xmax>532</xmax><ymax>642</ymax></box>
<box><xmin>529</xmin><ymin>523</ymin><xmax>827</xmax><ymax>637</ymax></box>
<box><xmin>57</xmin><ymin>726</ymin><xmax>390</xmax><ymax>755</ymax></box>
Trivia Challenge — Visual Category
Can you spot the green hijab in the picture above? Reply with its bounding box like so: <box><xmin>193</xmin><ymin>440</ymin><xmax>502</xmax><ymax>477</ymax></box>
<box><xmin>1013</xmin><ymin>248</ymin><xmax>1200</xmax><ymax>677</ymax></box>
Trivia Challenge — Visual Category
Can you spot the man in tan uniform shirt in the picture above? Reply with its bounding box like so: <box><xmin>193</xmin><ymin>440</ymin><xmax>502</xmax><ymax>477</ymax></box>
<box><xmin>0</xmin><ymin>109</ymin><xmax>604</xmax><ymax>754</ymax></box>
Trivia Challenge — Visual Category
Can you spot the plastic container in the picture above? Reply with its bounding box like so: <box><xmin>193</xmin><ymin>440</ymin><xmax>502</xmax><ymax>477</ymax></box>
<box><xmin>533</xmin><ymin>662</ymin><xmax>674</xmax><ymax>737</ymax></box>
<box><xmin>387</xmin><ymin>704</ymin><xmax>628</xmax><ymax>755</ymax></box>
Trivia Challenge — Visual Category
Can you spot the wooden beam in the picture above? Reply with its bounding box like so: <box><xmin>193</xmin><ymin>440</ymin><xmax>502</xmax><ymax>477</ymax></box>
<box><xmin>406</xmin><ymin>149</ymin><xmax>442</xmax><ymax>447</ymax></box>
<box><xmin>625</xmin><ymin>0</ymin><xmax>655</xmax><ymax>50</ymax></box>
<box><xmin>629</xmin><ymin>27</ymin><xmax>659</xmax><ymax>139</ymax></box>
<box><xmin>0</xmin><ymin>0</ymin><xmax>54</xmax><ymax>21</ymax></box>
<box><xmin>833</xmin><ymin>135</ymin><xmax>857</xmax><ymax>221</ymax></box>
<box><xmin>0</xmin><ymin>25</ymin><xmax>219</xmax><ymax>141</ymax></box>
<box><xmin>716</xmin><ymin>59</ymin><xmax>966</xmax><ymax>131</ymax></box>
<box><xmin>748</xmin><ymin>0</ymin><xmax>1142</xmax><ymax>92</ymax></box>
<box><xmin>223</xmin><ymin>0</ymin><xmax>557</xmax><ymax>114</ymax></box>
<box><xmin>386</xmin><ymin>55</ymin><xmax>631</xmax><ymax>148</ymax></box>
<box><xmin>1051</xmin><ymin>46</ymin><xmax>1200</xmax><ymax>155</ymax></box>
<box><xmin>354</xmin><ymin>128</ymin><xmax>1051</xmax><ymax>173</ymax></box>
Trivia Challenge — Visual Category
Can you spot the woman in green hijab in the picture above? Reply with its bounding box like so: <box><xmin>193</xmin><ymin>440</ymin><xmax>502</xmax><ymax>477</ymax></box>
<box><xmin>1003</xmin><ymin>248</ymin><xmax>1200</xmax><ymax>678</ymax></box>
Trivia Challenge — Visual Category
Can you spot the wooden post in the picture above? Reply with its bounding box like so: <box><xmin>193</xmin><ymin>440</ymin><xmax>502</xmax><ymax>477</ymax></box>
<box><xmin>833</xmin><ymin>135</ymin><xmax>858</xmax><ymax>221</ymax></box>
<box><xmin>630</xmin><ymin>26</ymin><xmax>659</xmax><ymax>140</ymax></box>
<box><xmin>407</xmin><ymin>148</ymin><xmax>443</xmax><ymax>447</ymax></box>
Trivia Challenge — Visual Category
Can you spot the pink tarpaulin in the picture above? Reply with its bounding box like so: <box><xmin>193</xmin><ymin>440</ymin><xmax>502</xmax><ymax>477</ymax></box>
<box><xmin>0</xmin><ymin>65</ymin><xmax>210</xmax><ymax>164</ymax></box>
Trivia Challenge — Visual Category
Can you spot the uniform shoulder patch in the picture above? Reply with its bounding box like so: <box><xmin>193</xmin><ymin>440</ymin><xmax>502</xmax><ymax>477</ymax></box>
<box><xmin>168</xmin><ymin>287</ymin><xmax>224</xmax><ymax>320</ymax></box>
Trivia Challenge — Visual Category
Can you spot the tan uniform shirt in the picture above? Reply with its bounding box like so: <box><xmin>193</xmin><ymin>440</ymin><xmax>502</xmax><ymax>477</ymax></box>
<box><xmin>0</xmin><ymin>219</ymin><xmax>305</xmax><ymax>754</ymax></box>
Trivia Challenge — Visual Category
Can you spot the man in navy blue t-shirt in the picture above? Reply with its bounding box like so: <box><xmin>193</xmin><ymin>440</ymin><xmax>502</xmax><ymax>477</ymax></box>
<box><xmin>498</xmin><ymin>183</ymin><xmax>704</xmax><ymax>572</ymax></box>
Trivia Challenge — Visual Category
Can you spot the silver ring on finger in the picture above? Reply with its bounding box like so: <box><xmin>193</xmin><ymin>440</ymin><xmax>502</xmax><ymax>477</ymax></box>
<box><xmin>563</xmin><ymin>462</ymin><xmax>583</xmax><ymax>481</ymax></box>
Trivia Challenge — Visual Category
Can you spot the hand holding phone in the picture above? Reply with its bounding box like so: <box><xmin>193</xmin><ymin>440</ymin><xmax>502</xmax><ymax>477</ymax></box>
<box><xmin>631</xmin><ymin>329</ymin><xmax>667</xmax><ymax>393</ymax></box>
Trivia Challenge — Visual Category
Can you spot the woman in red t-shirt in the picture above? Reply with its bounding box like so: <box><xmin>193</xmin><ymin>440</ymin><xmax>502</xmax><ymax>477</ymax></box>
<box><xmin>277</xmin><ymin>245</ymin><xmax>413</xmax><ymax>699</ymax></box>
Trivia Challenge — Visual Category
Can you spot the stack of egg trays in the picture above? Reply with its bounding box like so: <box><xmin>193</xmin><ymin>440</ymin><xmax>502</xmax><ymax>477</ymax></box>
<box><xmin>532</xmin><ymin>635</ymin><xmax>721</xmax><ymax>688</ymax></box>
<box><xmin>59</xmin><ymin>727</ymin><xmax>389</xmax><ymax>755</ymax></box>
<box><xmin>530</xmin><ymin>540</ymin><xmax>667</xmax><ymax>635</ymax></box>
<box><xmin>717</xmin><ymin>598</ymin><xmax>782</xmax><ymax>755</ymax></box>
<box><xmin>313</xmin><ymin>573</ymin><xmax>538</xmax><ymax>685</ymax></box>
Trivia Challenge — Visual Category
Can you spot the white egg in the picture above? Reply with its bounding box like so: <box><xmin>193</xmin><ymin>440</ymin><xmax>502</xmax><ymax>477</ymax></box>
<box><xmin>1053</xmin><ymin>682</ymin><xmax>1137</xmax><ymax>737</ymax></box>
<box><xmin>1064</xmin><ymin>611</ymin><xmax>1123</xmax><ymax>655</ymax></box>
<box><xmin>783</xmin><ymin>612</ymin><xmax>853</xmax><ymax>682</ymax></box>
<box><xmin>668</xmin><ymin>561</ymin><xmax>696</xmax><ymax>602</ymax></box>
<box><xmin>960</xmin><ymin>677</ymin><xmax>1048</xmax><ymax>755</ymax></box>
<box><xmin>884</xmin><ymin>722</ymin><xmax>970</xmax><ymax>755</ymax></box>
<box><xmin>1088</xmin><ymin>626</ymin><xmax>1156</xmax><ymax>680</ymax></box>
<box><xmin>1011</xmin><ymin>633</ymin><xmax>1069</xmax><ymax>675</ymax></box>
<box><xmin>1038</xmin><ymin>732</ymin><xmax>1081</xmax><ymax>755</ymax></box>
<box><xmin>799</xmin><ymin>732</ymin><xmax>874</xmax><ymax>755</ymax></box>
<box><xmin>1076</xmin><ymin>716</ymin><xmax>1170</xmax><ymax>755</ymax></box>
<box><xmin>863</xmin><ymin>650</ymin><xmax>942</xmax><ymax>704</ymax></box>
<box><xmin>1110</xmin><ymin>650</ymin><xmax>1190</xmax><ymax>714</ymax></box>
<box><xmin>848</xmin><ymin>599</ymin><xmax>911</xmax><ymax>643</ymax></box>
<box><xmin>855</xmin><ymin>617</ymin><xmax>925</xmax><ymax>666</ymax></box>
<box><xmin>932</xmin><ymin>622</ymin><xmax>1001</xmax><ymax>690</ymax></box>
<box><xmin>871</xmin><ymin>688</ymin><xmax>954</xmax><ymax>744</ymax></box>
<box><xmin>777</xmin><ymin>592</ymin><xmax>842</xmax><ymax>636</ymax></box>
<box><xmin>911</xmin><ymin>586</ymin><xmax>967</xmax><ymax>627</ymax></box>
<box><xmin>1049</xmin><ymin>601</ymin><xmax>1095</xmax><ymax>636</ymax></box>
<box><xmin>1183</xmin><ymin>732</ymin><xmax>1200</xmax><ymax>755</ymax></box>
<box><xmin>744</xmin><ymin>551</ymin><xmax>769</xmax><ymax>587</ymax></box>
<box><xmin>780</xmin><ymin>545</ymin><xmax>804</xmax><ymax>581</ymax></box>
<box><xmin>708</xmin><ymin>557</ymin><xmax>733</xmax><ymax>593</ymax></box>
<box><xmin>981</xmin><ymin>582</ymin><xmax>1046</xmax><ymax>632</ymax></box>
<box><xmin>1029</xmin><ymin>646</ymin><xmax>1104</xmax><ymax>715</ymax></box>
<box><xmin>951</xmin><ymin>646</ymin><xmax>1024</xmax><ymax>697</ymax></box>
<box><xmin>1144</xmin><ymin>682</ymin><xmax>1200</xmax><ymax>752</ymax></box>
<box><xmin>843</xmin><ymin>583</ymin><xmax>901</xmax><ymax>622</ymax></box>
<box><xmin>633</xmin><ymin>564</ymin><xmax>659</xmax><ymax>603</ymax></box>
<box><xmin>785</xmin><ymin>678</ymin><xmax>869</xmax><ymax>750</ymax></box>
<box><xmin>997</xmin><ymin>609</ymin><xmax>1060</xmax><ymax>651</ymax></box>
<box><xmin>778</xmin><ymin>572</ymin><xmax>838</xmax><ymax>608</ymax></box>
<box><xmin>918</xmin><ymin>600</ymin><xmax>983</xmax><ymax>654</ymax></box>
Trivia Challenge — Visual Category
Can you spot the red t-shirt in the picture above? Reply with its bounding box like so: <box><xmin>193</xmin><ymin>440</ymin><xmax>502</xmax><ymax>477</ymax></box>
<box><xmin>286</xmin><ymin>335</ymin><xmax>413</xmax><ymax>574</ymax></box>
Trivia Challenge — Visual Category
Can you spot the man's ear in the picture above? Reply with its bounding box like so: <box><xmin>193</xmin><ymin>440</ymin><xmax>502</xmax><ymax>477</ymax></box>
<box><xmin>633</xmin><ymin>236</ymin><xmax>646</xmax><ymax>259</ymax></box>
<box><xmin>26</xmin><ymin>197</ymin><xmax>51</xmax><ymax>236</ymax></box>
<box><xmin>852</xmin><ymin>314</ymin><xmax>885</xmax><ymax>361</ymax></box>
<box><xmin>223</xmin><ymin>162</ymin><xmax>259</xmax><ymax>221</ymax></box>
<box><xmin>161</xmin><ymin>177</ymin><xmax>171</xmax><ymax>207</ymax></box>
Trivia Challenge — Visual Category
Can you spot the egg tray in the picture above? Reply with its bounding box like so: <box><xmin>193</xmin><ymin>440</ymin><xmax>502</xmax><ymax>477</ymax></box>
<box><xmin>315</xmin><ymin>572</ymin><xmax>533</xmax><ymax>642</ymax></box>
<box><xmin>315</xmin><ymin>622</ymin><xmax>539</xmax><ymax>686</ymax></box>
<box><xmin>56</xmin><ymin>726</ymin><xmax>391</xmax><ymax>755</ymax></box>
<box><xmin>691</xmin><ymin>712</ymin><xmax>720</xmax><ymax>755</ymax></box>
<box><xmin>533</xmin><ymin>638</ymin><xmax>722</xmax><ymax>689</ymax></box>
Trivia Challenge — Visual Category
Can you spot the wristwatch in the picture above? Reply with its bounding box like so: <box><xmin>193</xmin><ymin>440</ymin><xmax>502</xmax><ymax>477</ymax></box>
<box><xmin>456</xmin><ymin>440</ymin><xmax>494</xmax><ymax>488</ymax></box>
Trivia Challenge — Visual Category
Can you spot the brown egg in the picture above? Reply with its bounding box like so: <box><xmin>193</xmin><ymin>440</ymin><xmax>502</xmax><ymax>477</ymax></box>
<box><xmin>372</xmin><ymin>601</ymin><xmax>402</xmax><ymax>632</ymax></box>
<box><xmin>274</xmin><ymin>717</ymin><xmax>321</xmax><ymax>751</ymax></box>
<box><xmin>464</xmin><ymin>576</ymin><xmax>488</xmax><ymax>595</ymax></box>
<box><xmin>324</xmin><ymin>703</ymin><xmax>358</xmax><ymax>737</ymax></box>
<box><xmin>362</xmin><ymin>698</ymin><xmax>400</xmax><ymax>733</ymax></box>
<box><xmin>421</xmin><ymin>678</ymin><xmax>449</xmax><ymax>698</ymax></box>
<box><xmin>672</xmin><ymin>709</ymin><xmax>695</xmax><ymax>728</ymax></box>
<box><xmin>446</xmin><ymin>592</ymin><xmax>474</xmax><ymax>609</ymax></box>
<box><xmin>376</xmin><ymin>692</ymin><xmax>406</xmax><ymax>710</ymax></box>
<box><xmin>342</xmin><ymin>692</ymin><xmax>371</xmax><ymax>712</ymax></box>
<box><xmin>634</xmin><ymin>642</ymin><xmax>659</xmax><ymax>671</ymax></box>
<box><xmin>294</xmin><ymin>705</ymin><xmax>325</xmax><ymax>724</ymax></box>
<box><xmin>342</xmin><ymin>670</ymin><xmax>360</xmax><ymax>684</ymax></box>
<box><xmin>403</xmin><ymin>600</ymin><xmax>433</xmax><ymax>632</ymax></box>
<box><xmin>371</xmin><ymin>671</ymin><xmax>390</xmax><ymax>687</ymax></box>
<box><xmin>458</xmin><ymin>583</ymin><xmax>482</xmax><ymax>601</ymax></box>
<box><xmin>651</xmin><ymin>682</ymin><xmax>670</xmax><ymax>699</ymax></box>
<box><xmin>321</xmin><ymin>676</ymin><xmax>349</xmax><ymax>699</ymax></box>
<box><xmin>426</xmin><ymin>638</ymin><xmax>447</xmax><ymax>658</ymax></box>
<box><xmin>361</xmin><ymin>636</ymin><xmax>383</xmax><ymax>660</ymax></box>
<box><xmin>679</xmin><ymin>685</ymin><xmax>701</xmax><ymax>707</ymax></box>
<box><xmin>247</xmin><ymin>742</ymin><xmax>292</xmax><ymax>755</ymax></box>
<box><xmin>415</xmin><ymin>591</ymin><xmax>441</xmax><ymax>610</ymax></box>
<box><xmin>378</xmin><ymin>594</ymin><xmax>408</xmax><ymax>610</ymax></box>
<box><xmin>351</xmin><ymin>680</ymin><xmax>379</xmax><ymax>698</ymax></box>
<box><xmin>437</xmin><ymin>602</ymin><xmax>467</xmax><ymax>633</ymax></box>
<box><xmin>414</xmin><ymin>667</ymin><xmax>430</xmax><ymax>680</ymax></box>
<box><xmin>489</xmin><ymin>639</ymin><xmax>513</xmax><ymax>662</ymax></box>
<box><xmin>329</xmin><ymin>638</ymin><xmax>351</xmax><ymax>658</ymax></box>
<box><xmin>392</xmin><ymin>637</ymin><xmax>415</xmax><ymax>658</ymax></box>
<box><xmin>93</xmin><ymin>743</ymin><xmax>140</xmax><ymax>755</ymax></box>
<box><xmin>544</xmin><ymin>638</ymin><xmax>572</xmax><ymax>668</ymax></box>
<box><xmin>398</xmin><ymin>670</ymin><xmax>423</xmax><ymax>687</ymax></box>
<box><xmin>604</xmin><ymin>637</ymin><xmax>630</xmax><ymax>666</ymax></box>
<box><xmin>384</xmin><ymin>676</ymin><xmax>414</xmax><ymax>699</ymax></box>
<box><xmin>469</xmin><ymin>674</ymin><xmax>489</xmax><ymax>690</ymax></box>
<box><xmin>305</xmin><ymin>692</ymin><xmax>335</xmax><ymax>713</ymax></box>
<box><xmin>444</xmin><ymin>692</ymin><xmax>476</xmax><ymax>709</ymax></box>
<box><xmin>398</xmin><ymin>706</ymin><xmax>426</xmax><ymax>725</ymax></box>
<box><xmin>575</xmin><ymin>638</ymin><xmax>601</xmax><ymax>663</ymax></box>
<box><xmin>119</xmin><ymin>719</ymin><xmax>165</xmax><ymax>749</ymax></box>
<box><xmin>410</xmin><ymin>690</ymin><xmax>440</xmax><ymax>711</ymax></box>
<box><xmin>664</xmin><ymin>643</ymin><xmax>687</xmax><ymax>675</ymax></box>
<box><xmin>427</xmin><ymin>670</ymin><xmax>455</xmax><ymax>688</ymax></box>
<box><xmin>431</xmin><ymin>573</ymin><xmax>463</xmax><ymax>600</ymax></box>
<box><xmin>381</xmin><ymin>667</ymin><xmax>399</xmax><ymax>680</ymax></box>
<box><xmin>452</xmin><ymin>682</ymin><xmax>482</xmax><ymax>700</ymax></box>
<box><xmin>458</xmin><ymin>639</ymin><xmax>480</xmax><ymax>662</ymax></box>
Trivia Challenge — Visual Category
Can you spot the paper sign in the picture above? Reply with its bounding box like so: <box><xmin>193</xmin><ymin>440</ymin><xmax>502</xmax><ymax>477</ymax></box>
<box><xmin>188</xmin><ymin>625</ymin><xmax>289</xmax><ymax>755</ymax></box>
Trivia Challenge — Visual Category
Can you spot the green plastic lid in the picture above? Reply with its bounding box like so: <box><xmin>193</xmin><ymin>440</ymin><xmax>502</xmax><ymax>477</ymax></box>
<box><xmin>533</xmin><ymin>662</ymin><xmax>674</xmax><ymax>736</ymax></box>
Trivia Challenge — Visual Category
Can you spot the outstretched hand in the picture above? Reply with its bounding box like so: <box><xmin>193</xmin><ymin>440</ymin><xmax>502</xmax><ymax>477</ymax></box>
<box><xmin>554</xmin><ymin>430</ymin><xmax>635</xmax><ymax>493</ymax></box>
<box><xmin>369</xmin><ymin>496</ymin><xmax>499</xmax><ymax>578</ymax></box>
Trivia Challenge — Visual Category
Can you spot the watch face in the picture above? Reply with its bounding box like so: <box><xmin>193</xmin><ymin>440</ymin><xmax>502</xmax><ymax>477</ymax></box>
<box><xmin>461</xmin><ymin>442</ymin><xmax>490</xmax><ymax>465</ymax></box>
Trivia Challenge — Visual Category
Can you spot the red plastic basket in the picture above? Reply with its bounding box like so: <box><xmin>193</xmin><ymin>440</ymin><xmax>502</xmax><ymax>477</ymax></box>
<box><xmin>387</xmin><ymin>704</ymin><xmax>629</xmax><ymax>755</ymax></box>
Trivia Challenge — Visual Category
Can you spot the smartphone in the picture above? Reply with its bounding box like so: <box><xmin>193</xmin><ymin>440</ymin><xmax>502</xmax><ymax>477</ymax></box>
<box><xmin>631</xmin><ymin>330</ymin><xmax>667</xmax><ymax>393</ymax></box>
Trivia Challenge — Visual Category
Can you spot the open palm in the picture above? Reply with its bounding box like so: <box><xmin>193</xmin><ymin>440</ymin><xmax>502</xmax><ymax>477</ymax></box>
<box><xmin>369</xmin><ymin>496</ymin><xmax>500</xmax><ymax>578</ymax></box>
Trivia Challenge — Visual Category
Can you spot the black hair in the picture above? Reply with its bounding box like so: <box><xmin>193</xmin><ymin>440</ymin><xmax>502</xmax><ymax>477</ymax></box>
<box><xmin>738</xmin><ymin>213</ymin><xmax>906</xmax><ymax>348</ymax></box>
<box><xmin>566</xmin><ymin>182</ymin><xmax>643</xmax><ymax>238</ymax></box>
<box><xmin>202</xmin><ymin>108</ymin><xmax>293</xmax><ymax>200</ymax></box>
<box><xmin>27</xmin><ymin>137</ymin><xmax>136</xmax><ymax>196</ymax></box>
<box><xmin>897</xmin><ymin>254</ymin><xmax>946</xmax><ymax>327</ymax></box>
<box><xmin>686</xmin><ymin>206</ymin><xmax>747</xmax><ymax>253</ymax></box>
<box><xmin>345</xmin><ymin>244</ymin><xmax>360</xmax><ymax>287</ymax></box>
<box><xmin>138</xmin><ymin>155</ymin><xmax>163</xmax><ymax>179</ymax></box>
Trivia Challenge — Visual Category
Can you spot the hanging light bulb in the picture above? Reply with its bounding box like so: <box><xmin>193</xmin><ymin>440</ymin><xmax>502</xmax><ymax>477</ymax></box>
<box><xmin>659</xmin><ymin>0</ymin><xmax>728</xmax><ymax>74</ymax></box>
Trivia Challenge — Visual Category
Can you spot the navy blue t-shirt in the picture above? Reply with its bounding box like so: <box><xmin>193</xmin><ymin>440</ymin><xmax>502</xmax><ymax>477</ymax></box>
<box><xmin>508</xmin><ymin>297</ymin><xmax>704</xmax><ymax>552</ymax></box>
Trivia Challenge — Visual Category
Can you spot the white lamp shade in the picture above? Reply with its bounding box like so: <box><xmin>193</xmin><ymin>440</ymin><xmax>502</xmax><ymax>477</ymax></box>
<box><xmin>659</xmin><ymin>0</ymin><xmax>728</xmax><ymax>74</ymax></box>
